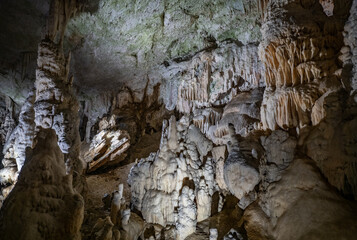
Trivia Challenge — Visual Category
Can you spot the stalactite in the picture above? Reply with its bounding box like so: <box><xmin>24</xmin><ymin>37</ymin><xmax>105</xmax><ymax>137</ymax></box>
<box><xmin>173</xmin><ymin>43</ymin><xmax>263</xmax><ymax>113</ymax></box>
<box><xmin>259</xmin><ymin>0</ymin><xmax>346</xmax><ymax>130</ymax></box>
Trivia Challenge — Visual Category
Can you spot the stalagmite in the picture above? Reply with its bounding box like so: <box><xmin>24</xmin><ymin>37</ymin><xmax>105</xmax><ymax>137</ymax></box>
<box><xmin>0</xmin><ymin>1</ymin><xmax>86</xmax><ymax>239</ymax></box>
<box><xmin>128</xmin><ymin>115</ymin><xmax>217</xmax><ymax>235</ymax></box>
<box><xmin>0</xmin><ymin>129</ymin><xmax>84</xmax><ymax>240</ymax></box>
<box><xmin>35</xmin><ymin>38</ymin><xmax>83</xmax><ymax>181</ymax></box>
<box><xmin>91</xmin><ymin>183</ymin><xmax>146</xmax><ymax>240</ymax></box>
<box><xmin>0</xmin><ymin>91</ymin><xmax>35</xmax><ymax>200</ymax></box>
<box><xmin>176</xmin><ymin>186</ymin><xmax>197</xmax><ymax>240</ymax></box>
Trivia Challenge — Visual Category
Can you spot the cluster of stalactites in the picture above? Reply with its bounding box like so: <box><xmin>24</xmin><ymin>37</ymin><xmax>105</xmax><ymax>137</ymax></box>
<box><xmin>173</xmin><ymin>43</ymin><xmax>263</xmax><ymax>114</ymax></box>
<box><xmin>259</xmin><ymin>0</ymin><xmax>346</xmax><ymax>130</ymax></box>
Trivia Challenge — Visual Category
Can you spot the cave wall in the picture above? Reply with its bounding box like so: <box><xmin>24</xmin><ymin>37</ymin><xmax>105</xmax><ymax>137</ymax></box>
<box><xmin>0</xmin><ymin>0</ymin><xmax>357</xmax><ymax>239</ymax></box>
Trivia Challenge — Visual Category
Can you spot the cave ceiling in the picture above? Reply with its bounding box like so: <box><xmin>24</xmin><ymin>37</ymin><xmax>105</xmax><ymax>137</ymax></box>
<box><xmin>0</xmin><ymin>0</ymin><xmax>261</xmax><ymax>102</ymax></box>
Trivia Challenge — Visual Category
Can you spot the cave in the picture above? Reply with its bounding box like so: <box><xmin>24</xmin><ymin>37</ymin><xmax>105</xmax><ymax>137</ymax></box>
<box><xmin>0</xmin><ymin>0</ymin><xmax>357</xmax><ymax>239</ymax></box>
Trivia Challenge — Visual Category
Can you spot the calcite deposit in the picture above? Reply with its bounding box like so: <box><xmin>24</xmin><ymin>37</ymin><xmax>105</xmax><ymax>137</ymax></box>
<box><xmin>84</xmin><ymin>115</ymin><xmax>130</xmax><ymax>173</ymax></box>
<box><xmin>0</xmin><ymin>129</ymin><xmax>84</xmax><ymax>240</ymax></box>
<box><xmin>0</xmin><ymin>91</ymin><xmax>35</xmax><ymax>194</ymax></box>
<box><xmin>0</xmin><ymin>0</ymin><xmax>357</xmax><ymax>239</ymax></box>
<box><xmin>128</xmin><ymin>116</ymin><xmax>216</xmax><ymax>237</ymax></box>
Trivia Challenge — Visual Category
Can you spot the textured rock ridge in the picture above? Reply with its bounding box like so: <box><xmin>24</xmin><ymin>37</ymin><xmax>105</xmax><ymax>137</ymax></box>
<box><xmin>0</xmin><ymin>1</ymin><xmax>86</xmax><ymax>237</ymax></box>
<box><xmin>224</xmin><ymin>126</ymin><xmax>260</xmax><ymax>205</ymax></box>
<box><xmin>162</xmin><ymin>43</ymin><xmax>263</xmax><ymax>113</ymax></box>
<box><xmin>259</xmin><ymin>0</ymin><xmax>350</xmax><ymax>130</ymax></box>
<box><xmin>343</xmin><ymin>0</ymin><xmax>357</xmax><ymax>93</ymax></box>
<box><xmin>84</xmin><ymin>116</ymin><xmax>130</xmax><ymax>173</ymax></box>
<box><xmin>90</xmin><ymin>183</ymin><xmax>146</xmax><ymax>240</ymax></box>
<box><xmin>35</xmin><ymin>38</ymin><xmax>82</xmax><ymax>179</ymax></box>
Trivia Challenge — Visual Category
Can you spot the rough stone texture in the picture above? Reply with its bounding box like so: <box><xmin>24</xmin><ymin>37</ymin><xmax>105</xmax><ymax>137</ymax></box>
<box><xmin>90</xmin><ymin>183</ymin><xmax>146</xmax><ymax>240</ymax></box>
<box><xmin>261</xmin><ymin>130</ymin><xmax>296</xmax><ymax>170</ymax></box>
<box><xmin>224</xmin><ymin>127</ymin><xmax>260</xmax><ymax>202</ymax></box>
<box><xmin>0</xmin><ymin>1</ymin><xmax>87</xmax><ymax>236</ymax></box>
<box><xmin>319</xmin><ymin>0</ymin><xmax>334</xmax><ymax>17</ymax></box>
<box><xmin>0</xmin><ymin>91</ymin><xmax>35</xmax><ymax>201</ymax></box>
<box><xmin>244</xmin><ymin>158</ymin><xmax>357</xmax><ymax>240</ymax></box>
<box><xmin>185</xmin><ymin>195</ymin><xmax>244</xmax><ymax>240</ymax></box>
<box><xmin>303</xmin><ymin>103</ymin><xmax>357</xmax><ymax>198</ymax></box>
<box><xmin>223</xmin><ymin>229</ymin><xmax>244</xmax><ymax>240</ymax></box>
<box><xmin>1</xmin><ymin>0</ymin><xmax>357</xmax><ymax>239</ymax></box>
<box><xmin>343</xmin><ymin>0</ymin><xmax>357</xmax><ymax>93</ymax></box>
<box><xmin>128</xmin><ymin>115</ymin><xmax>217</xmax><ymax>236</ymax></box>
<box><xmin>0</xmin><ymin>129</ymin><xmax>84</xmax><ymax>240</ymax></box>
<box><xmin>83</xmin><ymin>115</ymin><xmax>130</xmax><ymax>173</ymax></box>
<box><xmin>162</xmin><ymin>43</ymin><xmax>263</xmax><ymax>112</ymax></box>
<box><xmin>0</xmin><ymin>0</ymin><xmax>50</xmax><ymax>106</ymax></box>
<box><xmin>65</xmin><ymin>1</ymin><xmax>261</xmax><ymax>92</ymax></box>
<box><xmin>34</xmin><ymin>38</ymin><xmax>84</xmax><ymax>192</ymax></box>
<box><xmin>259</xmin><ymin>0</ymin><xmax>349</xmax><ymax>130</ymax></box>
<box><xmin>4</xmin><ymin>91</ymin><xmax>35</xmax><ymax>172</ymax></box>
<box><xmin>212</xmin><ymin>146</ymin><xmax>228</xmax><ymax>192</ymax></box>
<box><xmin>0</xmin><ymin>95</ymin><xmax>17</xmax><ymax>149</ymax></box>
<box><xmin>176</xmin><ymin>186</ymin><xmax>197</xmax><ymax>240</ymax></box>
<box><xmin>207</xmin><ymin>89</ymin><xmax>263</xmax><ymax>144</ymax></box>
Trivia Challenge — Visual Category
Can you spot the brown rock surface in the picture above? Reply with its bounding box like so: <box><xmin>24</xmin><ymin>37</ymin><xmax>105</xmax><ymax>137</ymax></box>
<box><xmin>0</xmin><ymin>129</ymin><xmax>84</xmax><ymax>240</ymax></box>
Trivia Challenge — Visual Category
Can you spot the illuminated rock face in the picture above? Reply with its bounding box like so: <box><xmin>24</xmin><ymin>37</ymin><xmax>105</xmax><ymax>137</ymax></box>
<box><xmin>241</xmin><ymin>1</ymin><xmax>357</xmax><ymax>239</ymax></box>
<box><xmin>34</xmin><ymin>38</ymin><xmax>82</xmax><ymax>177</ymax></box>
<box><xmin>84</xmin><ymin>116</ymin><xmax>130</xmax><ymax>173</ymax></box>
<box><xmin>224</xmin><ymin>135</ymin><xmax>260</xmax><ymax>202</ymax></box>
<box><xmin>163</xmin><ymin>43</ymin><xmax>263</xmax><ymax>114</ymax></box>
<box><xmin>343</xmin><ymin>0</ymin><xmax>357</xmax><ymax>93</ymax></box>
<box><xmin>128</xmin><ymin>116</ymin><xmax>216</xmax><ymax>239</ymax></box>
<box><xmin>0</xmin><ymin>1</ymin><xmax>85</xmax><ymax>238</ymax></box>
<box><xmin>259</xmin><ymin>0</ymin><xmax>347</xmax><ymax>131</ymax></box>
<box><xmin>0</xmin><ymin>91</ymin><xmax>35</xmax><ymax>198</ymax></box>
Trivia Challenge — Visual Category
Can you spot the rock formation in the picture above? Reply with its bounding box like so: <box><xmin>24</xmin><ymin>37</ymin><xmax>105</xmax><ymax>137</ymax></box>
<box><xmin>0</xmin><ymin>91</ymin><xmax>35</xmax><ymax>201</ymax></box>
<box><xmin>224</xmin><ymin>126</ymin><xmax>260</xmax><ymax>206</ymax></box>
<box><xmin>90</xmin><ymin>183</ymin><xmax>146</xmax><ymax>240</ymax></box>
<box><xmin>128</xmin><ymin>115</ymin><xmax>218</xmax><ymax>239</ymax></box>
<box><xmin>259</xmin><ymin>0</ymin><xmax>348</xmax><ymax>130</ymax></box>
<box><xmin>0</xmin><ymin>129</ymin><xmax>84</xmax><ymax>240</ymax></box>
<box><xmin>83</xmin><ymin>115</ymin><xmax>130</xmax><ymax>173</ymax></box>
<box><xmin>0</xmin><ymin>0</ymin><xmax>357</xmax><ymax>239</ymax></box>
<box><xmin>244</xmin><ymin>158</ymin><xmax>357</xmax><ymax>240</ymax></box>
<box><xmin>0</xmin><ymin>0</ymin><xmax>86</xmax><ymax>238</ymax></box>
